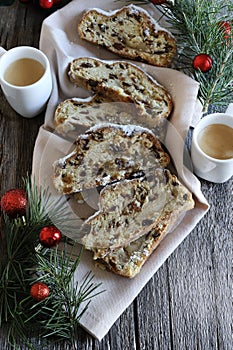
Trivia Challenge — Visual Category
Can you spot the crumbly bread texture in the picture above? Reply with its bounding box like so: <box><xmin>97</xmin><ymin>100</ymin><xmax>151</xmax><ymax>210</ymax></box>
<box><xmin>78</xmin><ymin>5</ymin><xmax>176</xmax><ymax>67</ymax></box>
<box><xmin>94</xmin><ymin>226</ymin><xmax>166</xmax><ymax>278</ymax></box>
<box><xmin>53</xmin><ymin>124</ymin><xmax>170</xmax><ymax>194</ymax></box>
<box><xmin>94</xmin><ymin>209</ymin><xmax>185</xmax><ymax>278</ymax></box>
<box><xmin>54</xmin><ymin>95</ymin><xmax>139</xmax><ymax>137</ymax></box>
<box><xmin>82</xmin><ymin>169</ymin><xmax>194</xmax><ymax>250</ymax></box>
<box><xmin>68</xmin><ymin>57</ymin><xmax>173</xmax><ymax>125</ymax></box>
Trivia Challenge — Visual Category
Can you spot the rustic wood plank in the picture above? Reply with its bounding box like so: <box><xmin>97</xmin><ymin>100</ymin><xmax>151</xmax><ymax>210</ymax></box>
<box><xmin>108</xmin><ymin>304</ymin><xmax>137</xmax><ymax>350</ymax></box>
<box><xmin>135</xmin><ymin>263</ymin><xmax>173</xmax><ymax>349</ymax></box>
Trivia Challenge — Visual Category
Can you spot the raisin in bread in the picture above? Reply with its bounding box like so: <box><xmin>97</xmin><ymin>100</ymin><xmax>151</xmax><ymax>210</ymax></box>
<box><xmin>94</xmin><ymin>208</ymin><xmax>188</xmax><ymax>278</ymax></box>
<box><xmin>54</xmin><ymin>95</ymin><xmax>138</xmax><ymax>137</ymax></box>
<box><xmin>53</xmin><ymin>124</ymin><xmax>170</xmax><ymax>194</ymax></box>
<box><xmin>68</xmin><ymin>58</ymin><xmax>173</xmax><ymax>127</ymax></box>
<box><xmin>78</xmin><ymin>5</ymin><xmax>176</xmax><ymax>67</ymax></box>
<box><xmin>82</xmin><ymin>169</ymin><xmax>194</xmax><ymax>250</ymax></box>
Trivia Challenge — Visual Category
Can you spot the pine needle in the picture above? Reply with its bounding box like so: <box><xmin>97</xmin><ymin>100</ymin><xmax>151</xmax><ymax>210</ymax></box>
<box><xmin>0</xmin><ymin>177</ymin><xmax>103</xmax><ymax>348</ymax></box>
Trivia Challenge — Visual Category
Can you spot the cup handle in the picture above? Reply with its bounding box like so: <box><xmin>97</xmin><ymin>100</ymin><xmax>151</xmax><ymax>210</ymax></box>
<box><xmin>226</xmin><ymin>103</ymin><xmax>233</xmax><ymax>116</ymax></box>
<box><xmin>0</xmin><ymin>46</ymin><xmax>6</xmax><ymax>57</ymax></box>
<box><xmin>0</xmin><ymin>47</ymin><xmax>7</xmax><ymax>87</ymax></box>
<box><xmin>0</xmin><ymin>46</ymin><xmax>7</xmax><ymax>58</ymax></box>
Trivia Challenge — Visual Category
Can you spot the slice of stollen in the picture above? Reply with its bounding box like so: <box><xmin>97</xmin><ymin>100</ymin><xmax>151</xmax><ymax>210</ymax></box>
<box><xmin>78</xmin><ymin>5</ymin><xmax>176</xmax><ymax>67</ymax></box>
<box><xmin>82</xmin><ymin>169</ymin><xmax>194</xmax><ymax>250</ymax></box>
<box><xmin>54</xmin><ymin>95</ymin><xmax>138</xmax><ymax>137</ymax></box>
<box><xmin>93</xmin><ymin>208</ymin><xmax>189</xmax><ymax>278</ymax></box>
<box><xmin>68</xmin><ymin>57</ymin><xmax>173</xmax><ymax>128</ymax></box>
<box><xmin>53</xmin><ymin>124</ymin><xmax>170</xmax><ymax>195</ymax></box>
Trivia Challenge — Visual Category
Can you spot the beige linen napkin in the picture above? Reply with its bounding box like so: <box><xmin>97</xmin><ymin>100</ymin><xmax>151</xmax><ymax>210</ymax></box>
<box><xmin>32</xmin><ymin>0</ymin><xmax>209</xmax><ymax>340</ymax></box>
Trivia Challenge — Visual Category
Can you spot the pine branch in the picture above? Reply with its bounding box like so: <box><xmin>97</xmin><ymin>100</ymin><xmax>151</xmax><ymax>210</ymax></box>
<box><xmin>0</xmin><ymin>216</ymin><xmax>38</xmax><ymax>325</ymax></box>
<box><xmin>15</xmin><ymin>244</ymin><xmax>103</xmax><ymax>346</ymax></box>
<box><xmin>0</xmin><ymin>177</ymin><xmax>103</xmax><ymax>349</ymax></box>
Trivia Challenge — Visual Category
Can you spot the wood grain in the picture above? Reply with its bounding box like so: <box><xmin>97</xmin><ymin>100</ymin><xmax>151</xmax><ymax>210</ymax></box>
<box><xmin>0</xmin><ymin>2</ymin><xmax>232</xmax><ymax>350</ymax></box>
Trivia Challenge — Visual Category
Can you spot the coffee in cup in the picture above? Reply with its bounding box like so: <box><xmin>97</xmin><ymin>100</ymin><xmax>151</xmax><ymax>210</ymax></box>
<box><xmin>4</xmin><ymin>58</ymin><xmax>45</xmax><ymax>87</ymax></box>
<box><xmin>191</xmin><ymin>113</ymin><xmax>233</xmax><ymax>183</ymax></box>
<box><xmin>197</xmin><ymin>123</ymin><xmax>233</xmax><ymax>160</ymax></box>
<box><xmin>0</xmin><ymin>46</ymin><xmax>52</xmax><ymax>118</ymax></box>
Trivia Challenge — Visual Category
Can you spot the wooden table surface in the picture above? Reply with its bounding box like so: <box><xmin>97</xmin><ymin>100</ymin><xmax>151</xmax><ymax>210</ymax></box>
<box><xmin>0</xmin><ymin>2</ymin><xmax>232</xmax><ymax>349</ymax></box>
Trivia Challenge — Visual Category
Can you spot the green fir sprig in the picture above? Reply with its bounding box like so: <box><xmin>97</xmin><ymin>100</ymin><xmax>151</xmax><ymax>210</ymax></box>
<box><xmin>8</xmin><ymin>246</ymin><xmax>103</xmax><ymax>349</ymax></box>
<box><xmin>125</xmin><ymin>0</ymin><xmax>233</xmax><ymax>112</ymax></box>
<box><xmin>0</xmin><ymin>178</ymin><xmax>103</xmax><ymax>349</ymax></box>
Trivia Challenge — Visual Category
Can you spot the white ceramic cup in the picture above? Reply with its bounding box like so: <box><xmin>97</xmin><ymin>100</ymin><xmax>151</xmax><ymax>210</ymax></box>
<box><xmin>0</xmin><ymin>46</ymin><xmax>52</xmax><ymax>118</ymax></box>
<box><xmin>191</xmin><ymin>111</ymin><xmax>233</xmax><ymax>183</ymax></box>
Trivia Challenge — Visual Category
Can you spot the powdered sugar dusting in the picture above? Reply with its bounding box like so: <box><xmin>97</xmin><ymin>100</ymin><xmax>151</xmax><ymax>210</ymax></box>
<box><xmin>86</xmin><ymin>122</ymin><xmax>155</xmax><ymax>137</ymax></box>
<box><xmin>80</xmin><ymin>4</ymin><xmax>174</xmax><ymax>37</ymax></box>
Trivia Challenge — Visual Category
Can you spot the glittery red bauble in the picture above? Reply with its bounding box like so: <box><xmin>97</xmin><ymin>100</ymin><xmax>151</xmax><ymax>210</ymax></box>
<box><xmin>150</xmin><ymin>0</ymin><xmax>167</xmax><ymax>4</ymax></box>
<box><xmin>39</xmin><ymin>225</ymin><xmax>62</xmax><ymax>248</ymax></box>
<box><xmin>30</xmin><ymin>282</ymin><xmax>50</xmax><ymax>301</ymax></box>
<box><xmin>218</xmin><ymin>21</ymin><xmax>231</xmax><ymax>37</ymax></box>
<box><xmin>1</xmin><ymin>189</ymin><xmax>27</xmax><ymax>218</ymax></box>
<box><xmin>218</xmin><ymin>21</ymin><xmax>232</xmax><ymax>43</ymax></box>
<box><xmin>39</xmin><ymin>0</ymin><xmax>53</xmax><ymax>9</ymax></box>
<box><xmin>193</xmin><ymin>54</ymin><xmax>213</xmax><ymax>72</ymax></box>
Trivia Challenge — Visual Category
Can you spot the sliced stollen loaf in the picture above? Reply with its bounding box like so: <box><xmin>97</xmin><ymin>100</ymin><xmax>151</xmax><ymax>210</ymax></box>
<box><xmin>54</xmin><ymin>95</ymin><xmax>138</xmax><ymax>137</ymax></box>
<box><xmin>53</xmin><ymin>124</ymin><xmax>170</xmax><ymax>194</ymax></box>
<box><xmin>94</xmin><ymin>208</ymin><xmax>190</xmax><ymax>278</ymax></box>
<box><xmin>94</xmin><ymin>225</ymin><xmax>167</xmax><ymax>278</ymax></box>
<box><xmin>78</xmin><ymin>5</ymin><xmax>176</xmax><ymax>67</ymax></box>
<box><xmin>68</xmin><ymin>58</ymin><xmax>173</xmax><ymax>128</ymax></box>
<box><xmin>82</xmin><ymin>169</ymin><xmax>194</xmax><ymax>250</ymax></box>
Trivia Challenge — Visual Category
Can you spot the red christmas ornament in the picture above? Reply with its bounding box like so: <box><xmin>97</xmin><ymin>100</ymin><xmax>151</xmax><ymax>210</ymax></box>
<box><xmin>150</xmin><ymin>0</ymin><xmax>167</xmax><ymax>4</ymax></box>
<box><xmin>218</xmin><ymin>21</ymin><xmax>232</xmax><ymax>43</ymax></box>
<box><xmin>39</xmin><ymin>225</ymin><xmax>62</xmax><ymax>248</ymax></box>
<box><xmin>39</xmin><ymin>0</ymin><xmax>53</xmax><ymax>9</ymax></box>
<box><xmin>218</xmin><ymin>21</ymin><xmax>231</xmax><ymax>37</ymax></box>
<box><xmin>1</xmin><ymin>189</ymin><xmax>27</xmax><ymax>218</ymax></box>
<box><xmin>30</xmin><ymin>282</ymin><xmax>50</xmax><ymax>301</ymax></box>
<box><xmin>193</xmin><ymin>53</ymin><xmax>213</xmax><ymax>72</ymax></box>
